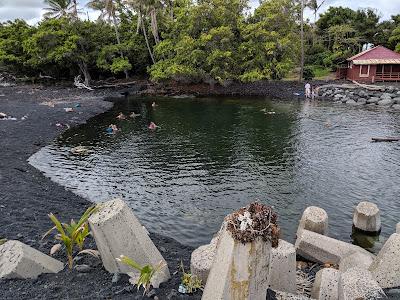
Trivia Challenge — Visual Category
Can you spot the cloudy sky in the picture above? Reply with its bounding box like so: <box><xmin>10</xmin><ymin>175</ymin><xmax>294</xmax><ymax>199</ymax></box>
<box><xmin>0</xmin><ymin>0</ymin><xmax>399</xmax><ymax>25</ymax></box>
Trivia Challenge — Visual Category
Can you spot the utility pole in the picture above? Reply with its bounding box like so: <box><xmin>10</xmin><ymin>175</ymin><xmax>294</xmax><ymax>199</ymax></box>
<box><xmin>299</xmin><ymin>0</ymin><xmax>304</xmax><ymax>82</ymax></box>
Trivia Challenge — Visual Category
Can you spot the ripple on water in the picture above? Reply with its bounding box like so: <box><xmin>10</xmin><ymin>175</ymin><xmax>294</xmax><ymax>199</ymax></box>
<box><xmin>28</xmin><ymin>98</ymin><xmax>400</xmax><ymax>251</ymax></box>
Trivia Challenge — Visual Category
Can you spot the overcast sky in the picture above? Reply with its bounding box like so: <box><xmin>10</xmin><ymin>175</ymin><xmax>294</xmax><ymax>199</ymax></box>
<box><xmin>0</xmin><ymin>0</ymin><xmax>399</xmax><ymax>25</ymax></box>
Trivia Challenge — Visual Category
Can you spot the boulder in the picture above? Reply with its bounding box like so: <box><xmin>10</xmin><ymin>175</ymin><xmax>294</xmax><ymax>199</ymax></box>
<box><xmin>88</xmin><ymin>198</ymin><xmax>170</xmax><ymax>288</ymax></box>
<box><xmin>311</xmin><ymin>268</ymin><xmax>340</xmax><ymax>300</ymax></box>
<box><xmin>297</xmin><ymin>206</ymin><xmax>328</xmax><ymax>236</ymax></box>
<box><xmin>346</xmin><ymin>99</ymin><xmax>356</xmax><ymax>105</ymax></box>
<box><xmin>392</xmin><ymin>104</ymin><xmax>400</xmax><ymax>110</ymax></box>
<box><xmin>366</xmin><ymin>97</ymin><xmax>380</xmax><ymax>104</ymax></box>
<box><xmin>0</xmin><ymin>240</ymin><xmax>64</xmax><ymax>279</ymax></box>
<box><xmin>268</xmin><ymin>240</ymin><xmax>296</xmax><ymax>294</ymax></box>
<box><xmin>339</xmin><ymin>252</ymin><xmax>374</xmax><ymax>272</ymax></box>
<box><xmin>369</xmin><ymin>233</ymin><xmax>400</xmax><ymax>288</ymax></box>
<box><xmin>202</xmin><ymin>229</ymin><xmax>272</xmax><ymax>300</ymax></box>
<box><xmin>393</xmin><ymin>97</ymin><xmax>400</xmax><ymax>104</ymax></box>
<box><xmin>295</xmin><ymin>230</ymin><xmax>374</xmax><ymax>265</ymax></box>
<box><xmin>355</xmin><ymin>98</ymin><xmax>367</xmax><ymax>105</ymax></box>
<box><xmin>353</xmin><ymin>201</ymin><xmax>381</xmax><ymax>232</ymax></box>
<box><xmin>380</xmin><ymin>93</ymin><xmax>394</xmax><ymax>99</ymax></box>
<box><xmin>338</xmin><ymin>267</ymin><xmax>384</xmax><ymax>300</ymax></box>
<box><xmin>377</xmin><ymin>99</ymin><xmax>394</xmax><ymax>106</ymax></box>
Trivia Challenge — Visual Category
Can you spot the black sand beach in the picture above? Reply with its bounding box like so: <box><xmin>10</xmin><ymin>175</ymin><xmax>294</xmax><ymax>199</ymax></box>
<box><xmin>0</xmin><ymin>84</ymin><xmax>200</xmax><ymax>300</ymax></box>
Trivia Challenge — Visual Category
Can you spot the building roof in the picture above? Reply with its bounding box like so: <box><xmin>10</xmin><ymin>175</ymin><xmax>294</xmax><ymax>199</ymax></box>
<box><xmin>348</xmin><ymin>46</ymin><xmax>400</xmax><ymax>65</ymax></box>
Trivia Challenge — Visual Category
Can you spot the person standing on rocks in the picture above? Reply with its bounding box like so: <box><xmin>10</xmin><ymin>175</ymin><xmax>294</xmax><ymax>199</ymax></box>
<box><xmin>305</xmin><ymin>82</ymin><xmax>311</xmax><ymax>99</ymax></box>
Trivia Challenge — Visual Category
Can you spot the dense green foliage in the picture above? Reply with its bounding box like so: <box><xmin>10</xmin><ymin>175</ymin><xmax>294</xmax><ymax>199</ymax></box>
<box><xmin>0</xmin><ymin>0</ymin><xmax>399</xmax><ymax>84</ymax></box>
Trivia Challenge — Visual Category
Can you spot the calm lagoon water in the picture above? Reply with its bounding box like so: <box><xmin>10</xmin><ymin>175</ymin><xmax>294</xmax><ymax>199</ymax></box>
<box><xmin>29</xmin><ymin>96</ymin><xmax>400</xmax><ymax>252</ymax></box>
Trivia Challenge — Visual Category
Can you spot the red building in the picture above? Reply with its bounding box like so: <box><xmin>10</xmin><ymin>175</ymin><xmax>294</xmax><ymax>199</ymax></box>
<box><xmin>337</xmin><ymin>46</ymin><xmax>400</xmax><ymax>83</ymax></box>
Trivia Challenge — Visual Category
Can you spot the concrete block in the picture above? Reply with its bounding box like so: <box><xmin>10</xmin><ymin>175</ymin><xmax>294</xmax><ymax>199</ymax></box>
<box><xmin>88</xmin><ymin>198</ymin><xmax>170</xmax><ymax>288</ymax></box>
<box><xmin>0</xmin><ymin>240</ymin><xmax>64</xmax><ymax>279</ymax></box>
<box><xmin>297</xmin><ymin>206</ymin><xmax>328</xmax><ymax>236</ymax></box>
<box><xmin>339</xmin><ymin>252</ymin><xmax>374</xmax><ymax>272</ymax></box>
<box><xmin>190</xmin><ymin>224</ymin><xmax>224</xmax><ymax>284</ymax></box>
<box><xmin>311</xmin><ymin>268</ymin><xmax>340</xmax><ymax>300</ymax></box>
<box><xmin>273</xmin><ymin>290</ymin><xmax>311</xmax><ymax>299</ymax></box>
<box><xmin>396</xmin><ymin>222</ymin><xmax>400</xmax><ymax>234</ymax></box>
<box><xmin>369</xmin><ymin>233</ymin><xmax>400</xmax><ymax>288</ymax></box>
<box><xmin>295</xmin><ymin>230</ymin><xmax>374</xmax><ymax>265</ymax></box>
<box><xmin>268</xmin><ymin>239</ymin><xmax>296</xmax><ymax>294</ymax></box>
<box><xmin>202</xmin><ymin>228</ymin><xmax>271</xmax><ymax>300</ymax></box>
<box><xmin>339</xmin><ymin>267</ymin><xmax>384</xmax><ymax>300</ymax></box>
<box><xmin>353</xmin><ymin>201</ymin><xmax>381</xmax><ymax>232</ymax></box>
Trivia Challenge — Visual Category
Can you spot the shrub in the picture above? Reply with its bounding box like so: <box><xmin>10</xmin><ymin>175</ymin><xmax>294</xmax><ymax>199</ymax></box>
<box><xmin>303</xmin><ymin>66</ymin><xmax>315</xmax><ymax>81</ymax></box>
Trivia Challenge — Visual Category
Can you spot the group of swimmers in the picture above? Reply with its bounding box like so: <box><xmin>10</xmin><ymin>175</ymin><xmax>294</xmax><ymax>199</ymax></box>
<box><xmin>106</xmin><ymin>101</ymin><xmax>159</xmax><ymax>134</ymax></box>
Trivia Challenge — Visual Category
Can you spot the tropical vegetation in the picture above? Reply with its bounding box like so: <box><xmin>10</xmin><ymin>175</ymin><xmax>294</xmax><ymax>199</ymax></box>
<box><xmin>0</xmin><ymin>0</ymin><xmax>399</xmax><ymax>85</ymax></box>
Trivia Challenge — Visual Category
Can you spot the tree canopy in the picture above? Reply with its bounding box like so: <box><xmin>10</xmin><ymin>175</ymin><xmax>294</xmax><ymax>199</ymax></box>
<box><xmin>0</xmin><ymin>0</ymin><xmax>399</xmax><ymax>84</ymax></box>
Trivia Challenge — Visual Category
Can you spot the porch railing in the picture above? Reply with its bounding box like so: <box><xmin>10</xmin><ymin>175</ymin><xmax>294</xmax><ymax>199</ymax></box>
<box><xmin>375</xmin><ymin>72</ymin><xmax>400</xmax><ymax>81</ymax></box>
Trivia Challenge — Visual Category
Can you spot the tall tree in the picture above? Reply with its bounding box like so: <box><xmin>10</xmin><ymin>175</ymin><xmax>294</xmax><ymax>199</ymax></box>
<box><xmin>88</xmin><ymin>0</ymin><xmax>130</xmax><ymax>77</ymax></box>
<box><xmin>43</xmin><ymin>0</ymin><xmax>73</xmax><ymax>19</ymax></box>
<box><xmin>299</xmin><ymin>0</ymin><xmax>304</xmax><ymax>81</ymax></box>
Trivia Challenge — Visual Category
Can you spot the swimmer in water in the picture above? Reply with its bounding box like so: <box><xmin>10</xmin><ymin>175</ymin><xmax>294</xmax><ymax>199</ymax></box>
<box><xmin>148</xmin><ymin>122</ymin><xmax>159</xmax><ymax>130</ymax></box>
<box><xmin>116</xmin><ymin>112</ymin><xmax>126</xmax><ymax>120</ymax></box>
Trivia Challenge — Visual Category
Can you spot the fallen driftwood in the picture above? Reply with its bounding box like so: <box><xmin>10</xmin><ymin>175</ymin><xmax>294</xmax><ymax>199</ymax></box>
<box><xmin>352</xmin><ymin>80</ymin><xmax>384</xmax><ymax>91</ymax></box>
<box><xmin>371</xmin><ymin>137</ymin><xmax>400</xmax><ymax>142</ymax></box>
<box><xmin>92</xmin><ymin>80</ymin><xmax>139</xmax><ymax>89</ymax></box>
<box><xmin>74</xmin><ymin>76</ymin><xmax>93</xmax><ymax>91</ymax></box>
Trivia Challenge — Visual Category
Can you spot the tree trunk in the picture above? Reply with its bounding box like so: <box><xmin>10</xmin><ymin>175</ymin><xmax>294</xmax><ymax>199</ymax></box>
<box><xmin>72</xmin><ymin>0</ymin><xmax>78</xmax><ymax>18</ymax></box>
<box><xmin>150</xmin><ymin>8</ymin><xmax>160</xmax><ymax>44</ymax></box>
<box><xmin>299</xmin><ymin>0</ymin><xmax>305</xmax><ymax>82</ymax></box>
<box><xmin>141</xmin><ymin>9</ymin><xmax>156</xmax><ymax>64</ymax></box>
<box><xmin>79</xmin><ymin>61</ymin><xmax>91</xmax><ymax>86</ymax></box>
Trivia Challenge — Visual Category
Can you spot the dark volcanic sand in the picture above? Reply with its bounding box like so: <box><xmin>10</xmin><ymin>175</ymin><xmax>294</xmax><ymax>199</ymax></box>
<box><xmin>0</xmin><ymin>84</ymin><xmax>201</xmax><ymax>300</ymax></box>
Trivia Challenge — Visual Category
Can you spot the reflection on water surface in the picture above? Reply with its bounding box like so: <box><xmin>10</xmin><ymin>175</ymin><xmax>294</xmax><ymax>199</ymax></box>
<box><xmin>29</xmin><ymin>97</ymin><xmax>400</xmax><ymax>252</ymax></box>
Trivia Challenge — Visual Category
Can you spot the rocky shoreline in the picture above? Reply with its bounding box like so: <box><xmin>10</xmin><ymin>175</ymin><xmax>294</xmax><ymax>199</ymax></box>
<box><xmin>317</xmin><ymin>84</ymin><xmax>400</xmax><ymax>109</ymax></box>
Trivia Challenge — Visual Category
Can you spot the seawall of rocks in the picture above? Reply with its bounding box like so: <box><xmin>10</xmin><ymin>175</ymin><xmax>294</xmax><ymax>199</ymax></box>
<box><xmin>317</xmin><ymin>85</ymin><xmax>400</xmax><ymax>110</ymax></box>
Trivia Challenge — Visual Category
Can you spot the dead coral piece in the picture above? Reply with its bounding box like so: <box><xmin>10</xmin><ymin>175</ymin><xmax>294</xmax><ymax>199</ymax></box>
<box><xmin>225</xmin><ymin>202</ymin><xmax>280</xmax><ymax>247</ymax></box>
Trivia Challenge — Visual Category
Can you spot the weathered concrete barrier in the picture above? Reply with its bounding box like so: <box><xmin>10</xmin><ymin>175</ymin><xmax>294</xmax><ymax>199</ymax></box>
<box><xmin>311</xmin><ymin>268</ymin><xmax>340</xmax><ymax>300</ymax></box>
<box><xmin>0</xmin><ymin>240</ymin><xmax>64</xmax><ymax>279</ymax></box>
<box><xmin>339</xmin><ymin>252</ymin><xmax>374</xmax><ymax>272</ymax></box>
<box><xmin>268</xmin><ymin>239</ymin><xmax>296</xmax><ymax>294</ymax></box>
<box><xmin>297</xmin><ymin>206</ymin><xmax>328</xmax><ymax>236</ymax></box>
<box><xmin>369</xmin><ymin>233</ymin><xmax>400</xmax><ymax>288</ymax></box>
<box><xmin>202</xmin><ymin>202</ymin><xmax>279</xmax><ymax>300</ymax></box>
<box><xmin>353</xmin><ymin>201</ymin><xmax>381</xmax><ymax>232</ymax></box>
<box><xmin>295</xmin><ymin>229</ymin><xmax>374</xmax><ymax>264</ymax></box>
<box><xmin>190</xmin><ymin>234</ymin><xmax>219</xmax><ymax>284</ymax></box>
<box><xmin>339</xmin><ymin>267</ymin><xmax>384</xmax><ymax>299</ymax></box>
<box><xmin>202</xmin><ymin>230</ymin><xmax>271</xmax><ymax>300</ymax></box>
<box><xmin>88</xmin><ymin>198</ymin><xmax>170</xmax><ymax>288</ymax></box>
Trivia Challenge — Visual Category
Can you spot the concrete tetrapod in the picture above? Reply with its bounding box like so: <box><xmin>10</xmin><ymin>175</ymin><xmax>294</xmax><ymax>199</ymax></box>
<box><xmin>352</xmin><ymin>201</ymin><xmax>381</xmax><ymax>232</ymax></box>
<box><xmin>297</xmin><ymin>206</ymin><xmax>328</xmax><ymax>236</ymax></box>
<box><xmin>88</xmin><ymin>198</ymin><xmax>170</xmax><ymax>288</ymax></box>
<box><xmin>201</xmin><ymin>229</ymin><xmax>271</xmax><ymax>300</ymax></box>
<box><xmin>339</xmin><ymin>267</ymin><xmax>385</xmax><ymax>299</ymax></box>
<box><xmin>295</xmin><ymin>229</ymin><xmax>374</xmax><ymax>265</ymax></box>
<box><xmin>311</xmin><ymin>268</ymin><xmax>340</xmax><ymax>300</ymax></box>
<box><xmin>202</xmin><ymin>202</ymin><xmax>279</xmax><ymax>300</ymax></box>
<box><xmin>268</xmin><ymin>239</ymin><xmax>297</xmax><ymax>294</ymax></box>
<box><xmin>0</xmin><ymin>240</ymin><xmax>64</xmax><ymax>279</ymax></box>
<box><xmin>369</xmin><ymin>233</ymin><xmax>400</xmax><ymax>288</ymax></box>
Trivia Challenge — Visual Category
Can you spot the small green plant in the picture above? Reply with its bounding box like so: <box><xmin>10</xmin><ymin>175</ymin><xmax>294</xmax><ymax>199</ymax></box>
<box><xmin>179</xmin><ymin>261</ymin><xmax>203</xmax><ymax>294</ymax></box>
<box><xmin>0</xmin><ymin>238</ymin><xmax>7</xmax><ymax>246</ymax></box>
<box><xmin>43</xmin><ymin>205</ymin><xmax>98</xmax><ymax>269</ymax></box>
<box><xmin>116</xmin><ymin>255</ymin><xmax>164</xmax><ymax>295</ymax></box>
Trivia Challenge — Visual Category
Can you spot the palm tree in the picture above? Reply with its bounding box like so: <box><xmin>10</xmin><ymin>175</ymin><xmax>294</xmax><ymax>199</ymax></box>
<box><xmin>87</xmin><ymin>0</ymin><xmax>129</xmax><ymax>78</ymax></box>
<box><xmin>43</xmin><ymin>0</ymin><xmax>72</xmax><ymax>19</ymax></box>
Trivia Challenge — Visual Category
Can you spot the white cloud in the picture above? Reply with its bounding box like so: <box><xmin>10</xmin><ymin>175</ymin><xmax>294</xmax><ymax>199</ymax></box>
<box><xmin>0</xmin><ymin>0</ymin><xmax>399</xmax><ymax>24</ymax></box>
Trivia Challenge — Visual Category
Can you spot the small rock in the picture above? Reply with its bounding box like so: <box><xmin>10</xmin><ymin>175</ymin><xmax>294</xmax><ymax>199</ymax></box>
<box><xmin>378</xmin><ymin>99</ymin><xmax>394</xmax><ymax>106</ymax></box>
<box><xmin>167</xmin><ymin>289</ymin><xmax>179</xmax><ymax>300</ymax></box>
<box><xmin>346</xmin><ymin>99</ymin><xmax>357</xmax><ymax>105</ymax></box>
<box><xmin>159</xmin><ymin>246</ymin><xmax>167</xmax><ymax>253</ymax></box>
<box><xmin>112</xmin><ymin>272</ymin><xmax>120</xmax><ymax>284</ymax></box>
<box><xmin>380</xmin><ymin>93</ymin><xmax>394</xmax><ymax>99</ymax></box>
<box><xmin>356</xmin><ymin>98</ymin><xmax>367</xmax><ymax>105</ymax></box>
<box><xmin>393</xmin><ymin>97</ymin><xmax>400</xmax><ymax>104</ymax></box>
<box><xmin>147</xmin><ymin>289</ymin><xmax>157</xmax><ymax>298</ymax></box>
<box><xmin>392</xmin><ymin>104</ymin><xmax>400</xmax><ymax>110</ymax></box>
<box><xmin>74</xmin><ymin>264</ymin><xmax>92</xmax><ymax>273</ymax></box>
<box><xmin>366</xmin><ymin>97</ymin><xmax>379</xmax><ymax>104</ymax></box>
